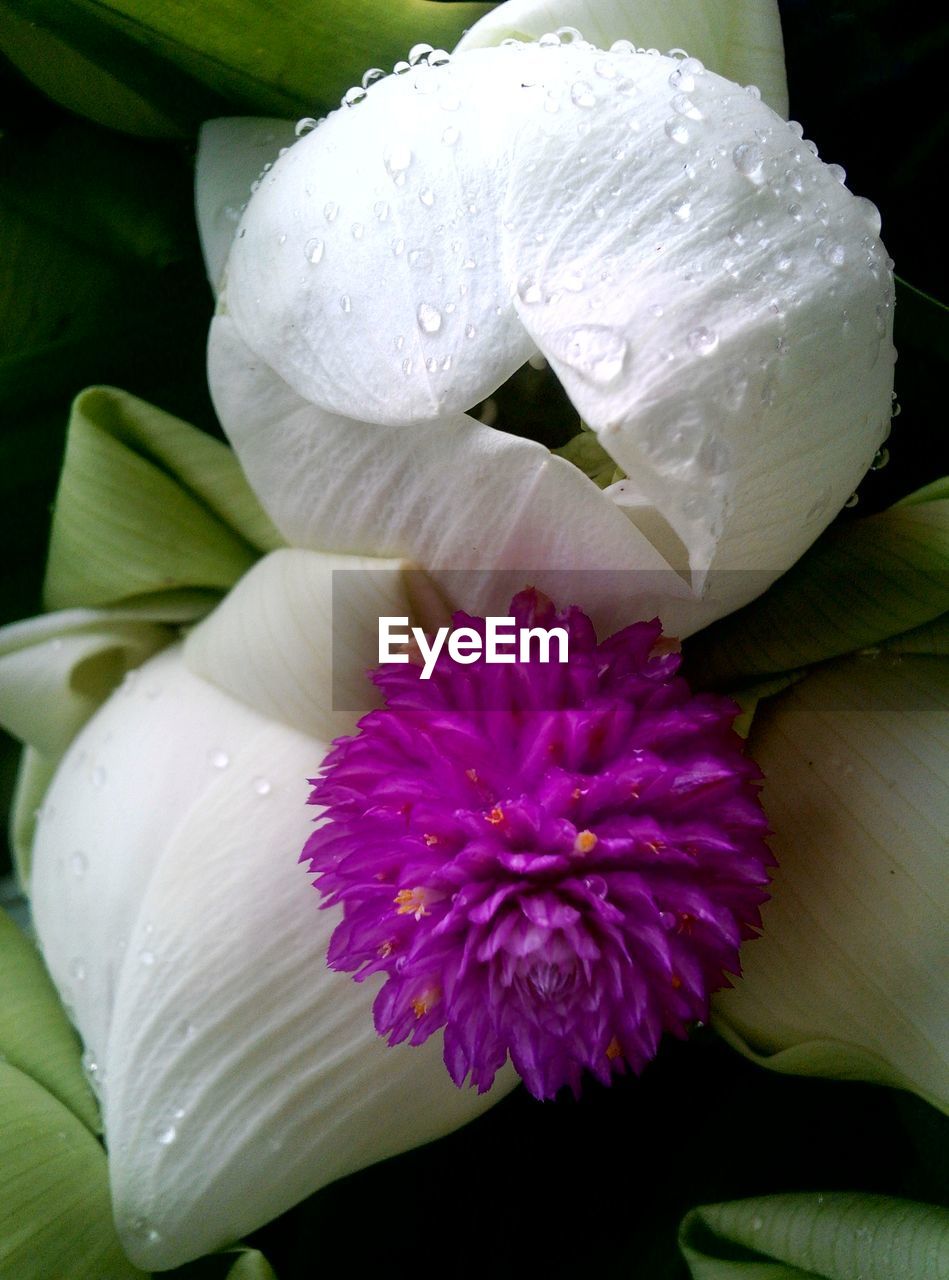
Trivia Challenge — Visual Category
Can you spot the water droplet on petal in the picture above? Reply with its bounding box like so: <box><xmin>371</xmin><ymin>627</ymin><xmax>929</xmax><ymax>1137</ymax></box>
<box><xmin>823</xmin><ymin>242</ymin><xmax>846</xmax><ymax>267</ymax></box>
<box><xmin>155</xmin><ymin>1122</ymin><xmax>177</xmax><ymax>1145</ymax></box>
<box><xmin>429</xmin><ymin>48</ymin><xmax>452</xmax><ymax>67</ymax></box>
<box><xmin>594</xmin><ymin>57</ymin><xmax>616</xmax><ymax>79</ymax></box>
<box><xmin>733</xmin><ymin>142</ymin><xmax>764</xmax><ymax>179</ymax></box>
<box><xmin>844</xmin><ymin>492</ymin><xmax>860</xmax><ymax>508</ymax></box>
<box><xmin>342</xmin><ymin>85</ymin><xmax>367</xmax><ymax>107</ymax></box>
<box><xmin>788</xmin><ymin>203</ymin><xmax>803</xmax><ymax>221</ymax></box>
<box><xmin>384</xmin><ymin>144</ymin><xmax>412</xmax><ymax>178</ymax></box>
<box><xmin>665</xmin><ymin>120</ymin><xmax>690</xmax><ymax>145</ymax></box>
<box><xmin>351</xmin><ymin>222</ymin><xmax>364</xmax><ymax>240</ymax></box>
<box><xmin>417</xmin><ymin>302</ymin><xmax>442</xmax><ymax>334</ymax></box>
<box><xmin>253</xmin><ymin>777</ymin><xmax>272</xmax><ymax>796</ymax></box>
<box><xmin>854</xmin><ymin>196</ymin><xmax>882</xmax><ymax>236</ymax></box>
<box><xmin>408</xmin><ymin>43</ymin><xmax>434</xmax><ymax>66</ymax></box>
<box><xmin>549</xmin><ymin>325</ymin><xmax>629</xmax><ymax>385</ymax></box>
<box><xmin>826</xmin><ymin>162</ymin><xmax>847</xmax><ymax>185</ymax></box>
<box><xmin>538</xmin><ymin>31</ymin><xmax>562</xmax><ymax>47</ymax></box>
<box><xmin>69</xmin><ymin>957</ymin><xmax>87</xmax><ymax>981</ymax></box>
<box><xmin>871</xmin><ymin>446</ymin><xmax>890</xmax><ymax>470</ymax></box>
<box><xmin>669</xmin><ymin>198</ymin><xmax>691</xmax><ymax>221</ymax></box>
<box><xmin>71</xmin><ymin>850</ymin><xmax>88</xmax><ymax>877</ymax></box>
<box><xmin>393</xmin><ymin>60</ymin><xmax>411</xmax><ymax>75</ymax></box>
<box><xmin>140</xmin><ymin>949</ymin><xmax>155</xmax><ymax>967</ymax></box>
<box><xmin>323</xmin><ymin>201</ymin><xmax>338</xmax><ymax>223</ymax></box>
<box><xmin>362</xmin><ymin>67</ymin><xmax>386</xmax><ymax>89</ymax></box>
<box><xmin>419</xmin><ymin>187</ymin><xmax>435</xmax><ymax>207</ymax></box>
<box><xmin>687</xmin><ymin>327</ymin><xmax>718</xmax><ymax>355</ymax></box>
<box><xmin>672</xmin><ymin>93</ymin><xmax>702</xmax><ymax>120</ymax></box>
<box><xmin>208</xmin><ymin>749</ymin><xmax>229</xmax><ymax>769</ymax></box>
<box><xmin>442</xmin><ymin>126</ymin><xmax>459</xmax><ymax>145</ymax></box>
<box><xmin>570</xmin><ymin>81</ymin><xmax>596</xmax><ymax>108</ymax></box>
<box><xmin>294</xmin><ymin>117</ymin><xmax>318</xmax><ymax>137</ymax></box>
<box><xmin>776</xmin><ymin>336</ymin><xmax>790</xmax><ymax>355</ymax></box>
<box><xmin>610</xmin><ymin>39</ymin><xmax>635</xmax><ymax>54</ymax></box>
<box><xmin>340</xmin><ymin>295</ymin><xmax>352</xmax><ymax>313</ymax></box>
<box><xmin>409</xmin><ymin>247</ymin><xmax>433</xmax><ymax>271</ymax></box>
<box><xmin>516</xmin><ymin>273</ymin><xmax>544</xmax><ymax>305</ymax></box>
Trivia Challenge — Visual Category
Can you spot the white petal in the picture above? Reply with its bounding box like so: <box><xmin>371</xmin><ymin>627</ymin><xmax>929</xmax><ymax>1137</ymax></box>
<box><xmin>31</xmin><ymin>645</ymin><xmax>516</xmax><ymax>1270</ymax></box>
<box><xmin>184</xmin><ymin>547</ymin><xmax>448</xmax><ymax>739</ymax></box>
<box><xmin>207</xmin><ymin>314</ymin><xmax>748</xmax><ymax>638</ymax></box>
<box><xmin>455</xmin><ymin>0</ymin><xmax>789</xmax><ymax>118</ymax></box>
<box><xmin>224</xmin><ymin>53</ymin><xmax>537</xmax><ymax>424</ymax></box>
<box><xmin>500</xmin><ymin>49</ymin><xmax>894</xmax><ymax>581</ymax></box>
<box><xmin>195</xmin><ymin>118</ymin><xmax>297</xmax><ymax>291</ymax></box>
<box><xmin>714</xmin><ymin>655</ymin><xmax>949</xmax><ymax>1113</ymax></box>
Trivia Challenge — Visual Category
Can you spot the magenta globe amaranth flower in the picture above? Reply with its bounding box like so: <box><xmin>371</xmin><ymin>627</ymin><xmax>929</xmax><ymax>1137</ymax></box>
<box><xmin>302</xmin><ymin>591</ymin><xmax>773</xmax><ymax>1099</ymax></box>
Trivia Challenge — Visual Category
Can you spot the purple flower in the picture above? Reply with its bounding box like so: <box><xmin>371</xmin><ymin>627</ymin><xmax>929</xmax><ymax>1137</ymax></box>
<box><xmin>301</xmin><ymin>591</ymin><xmax>773</xmax><ymax>1100</ymax></box>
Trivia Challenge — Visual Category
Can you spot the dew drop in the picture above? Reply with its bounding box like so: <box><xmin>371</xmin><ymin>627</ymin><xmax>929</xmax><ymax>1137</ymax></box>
<box><xmin>408</xmin><ymin>42</ymin><xmax>434</xmax><ymax>66</ymax></box>
<box><xmin>823</xmin><ymin>242</ymin><xmax>846</xmax><ymax>267</ymax></box>
<box><xmin>384</xmin><ymin>144</ymin><xmax>412</xmax><ymax>178</ymax></box>
<box><xmin>871</xmin><ymin>446</ymin><xmax>890</xmax><ymax>471</ymax></box>
<box><xmin>788</xmin><ymin>202</ymin><xmax>803</xmax><ymax>221</ymax></box>
<box><xmin>294</xmin><ymin>117</ymin><xmax>318</xmax><ymax>137</ymax></box>
<box><xmin>322</xmin><ymin>201</ymin><xmax>338</xmax><ymax>223</ymax></box>
<box><xmin>417</xmin><ymin>302</ymin><xmax>442</xmax><ymax>334</ymax></box>
<box><xmin>429</xmin><ymin>48</ymin><xmax>452</xmax><ymax>67</ymax></box>
<box><xmin>253</xmin><ymin>777</ymin><xmax>272</xmax><ymax>796</ymax></box>
<box><xmin>776</xmin><ymin>336</ymin><xmax>790</xmax><ymax>356</ymax></box>
<box><xmin>442</xmin><ymin>125</ymin><xmax>460</xmax><ymax>145</ymax></box>
<box><xmin>673</xmin><ymin>94</ymin><xmax>703</xmax><ymax>123</ymax></box>
<box><xmin>155</xmin><ymin>1123</ymin><xmax>177</xmax><ymax>1145</ymax></box>
<box><xmin>208</xmin><ymin>749</ymin><xmax>230</xmax><ymax>770</ymax></box>
<box><xmin>733</xmin><ymin>142</ymin><xmax>764</xmax><ymax>179</ymax></box>
<box><xmin>594</xmin><ymin>57</ymin><xmax>617</xmax><ymax>79</ymax></box>
<box><xmin>687</xmin><ymin>327</ymin><xmax>718</xmax><ymax>355</ymax></box>
<box><xmin>351</xmin><ymin>222</ymin><xmax>364</xmax><ymax>241</ymax></box>
<box><xmin>71</xmin><ymin>850</ymin><xmax>88</xmax><ymax>877</ymax></box>
<box><xmin>340</xmin><ymin>294</ymin><xmax>352</xmax><ymax>313</ymax></box>
<box><xmin>419</xmin><ymin>187</ymin><xmax>435</xmax><ymax>207</ymax></box>
<box><xmin>854</xmin><ymin>196</ymin><xmax>882</xmax><ymax>236</ymax></box>
<box><xmin>517</xmin><ymin>273</ymin><xmax>544</xmax><ymax>305</ymax></box>
<box><xmin>665</xmin><ymin>120</ymin><xmax>690</xmax><ymax>145</ymax></box>
<box><xmin>549</xmin><ymin>325</ymin><xmax>629</xmax><ymax>385</ymax></box>
<box><xmin>392</xmin><ymin>237</ymin><xmax>405</xmax><ymax>256</ymax></box>
<box><xmin>669</xmin><ymin>197</ymin><xmax>691</xmax><ymax>222</ymax></box>
<box><xmin>570</xmin><ymin>81</ymin><xmax>596</xmax><ymax>108</ymax></box>
<box><xmin>538</xmin><ymin>31</ymin><xmax>562</xmax><ymax>47</ymax></box>
<box><xmin>140</xmin><ymin>949</ymin><xmax>155</xmax><ymax>967</ymax></box>
<box><xmin>409</xmin><ymin>247</ymin><xmax>433</xmax><ymax>270</ymax></box>
<box><xmin>362</xmin><ymin>67</ymin><xmax>386</xmax><ymax>89</ymax></box>
<box><xmin>826</xmin><ymin>162</ymin><xmax>847</xmax><ymax>185</ymax></box>
<box><xmin>844</xmin><ymin>492</ymin><xmax>860</xmax><ymax>509</ymax></box>
<box><xmin>610</xmin><ymin>38</ymin><xmax>635</xmax><ymax>54</ymax></box>
<box><xmin>393</xmin><ymin>60</ymin><xmax>411</xmax><ymax>75</ymax></box>
<box><xmin>342</xmin><ymin>85</ymin><xmax>367</xmax><ymax>107</ymax></box>
<box><xmin>91</xmin><ymin>765</ymin><xmax>107</xmax><ymax>788</ymax></box>
<box><xmin>465</xmin><ymin>323</ymin><xmax>476</xmax><ymax>339</ymax></box>
<box><xmin>402</xmin><ymin>358</ymin><xmax>413</xmax><ymax>375</ymax></box>
<box><xmin>69</xmin><ymin>957</ymin><xmax>87</xmax><ymax>981</ymax></box>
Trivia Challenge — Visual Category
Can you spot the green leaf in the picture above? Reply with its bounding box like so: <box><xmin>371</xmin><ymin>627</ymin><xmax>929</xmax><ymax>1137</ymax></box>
<box><xmin>553</xmin><ymin>425</ymin><xmax>624</xmax><ymax>488</ymax></box>
<box><xmin>0</xmin><ymin>1058</ymin><xmax>145</xmax><ymax>1278</ymax></box>
<box><xmin>0</xmin><ymin>907</ymin><xmax>98</xmax><ymax>1131</ymax></box>
<box><xmin>44</xmin><ymin>387</ymin><xmax>282</xmax><ymax>611</ymax></box>
<box><xmin>684</xmin><ymin>482</ymin><xmax>949</xmax><ymax>689</ymax></box>
<box><xmin>224</xmin><ymin>1250</ymin><xmax>278</xmax><ymax>1280</ymax></box>
<box><xmin>0</xmin><ymin>0</ymin><xmax>497</xmax><ymax>134</ymax></box>
<box><xmin>679</xmin><ymin>1192</ymin><xmax>949</xmax><ymax>1279</ymax></box>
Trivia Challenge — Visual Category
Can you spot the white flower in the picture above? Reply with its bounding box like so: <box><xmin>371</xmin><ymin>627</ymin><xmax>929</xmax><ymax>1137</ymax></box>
<box><xmin>17</xmin><ymin>11</ymin><xmax>908</xmax><ymax>1272</ymax></box>
<box><xmin>29</xmin><ymin>550</ymin><xmax>516</xmax><ymax>1270</ymax></box>
<box><xmin>205</xmin><ymin>33</ymin><xmax>894</xmax><ymax>638</ymax></box>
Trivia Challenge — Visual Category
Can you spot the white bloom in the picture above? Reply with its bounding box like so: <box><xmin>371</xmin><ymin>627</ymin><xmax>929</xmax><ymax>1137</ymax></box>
<box><xmin>206</xmin><ymin>36</ymin><xmax>894</xmax><ymax>637</ymax></box>
<box><xmin>30</xmin><ymin>550</ymin><xmax>515</xmax><ymax>1270</ymax></box>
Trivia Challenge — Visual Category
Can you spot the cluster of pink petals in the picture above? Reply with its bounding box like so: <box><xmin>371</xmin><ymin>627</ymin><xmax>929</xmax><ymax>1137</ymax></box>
<box><xmin>301</xmin><ymin>591</ymin><xmax>773</xmax><ymax>1099</ymax></box>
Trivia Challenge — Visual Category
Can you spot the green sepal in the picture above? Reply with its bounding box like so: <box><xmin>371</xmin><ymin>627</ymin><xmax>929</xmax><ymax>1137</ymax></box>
<box><xmin>44</xmin><ymin>386</ymin><xmax>281</xmax><ymax>610</ymax></box>
<box><xmin>679</xmin><ymin>1192</ymin><xmax>949</xmax><ymax>1279</ymax></box>
<box><xmin>684</xmin><ymin>479</ymin><xmax>949</xmax><ymax>690</ymax></box>
<box><xmin>0</xmin><ymin>907</ymin><xmax>99</xmax><ymax>1132</ymax></box>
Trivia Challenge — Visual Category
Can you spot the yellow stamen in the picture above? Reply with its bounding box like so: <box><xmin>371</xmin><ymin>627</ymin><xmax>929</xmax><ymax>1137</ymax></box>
<box><xmin>574</xmin><ymin>829</ymin><xmax>598</xmax><ymax>854</ymax></box>
<box><xmin>378</xmin><ymin>939</ymin><xmax>396</xmax><ymax>959</ymax></box>
<box><xmin>411</xmin><ymin>986</ymin><xmax>441</xmax><ymax>1018</ymax></box>
<box><xmin>606</xmin><ymin>1036</ymin><xmax>622</xmax><ymax>1060</ymax></box>
<box><xmin>485</xmin><ymin>806</ymin><xmax>505</xmax><ymax>825</ymax></box>
<box><xmin>423</xmin><ymin>833</ymin><xmax>439</xmax><ymax>846</ymax></box>
<box><xmin>465</xmin><ymin>768</ymin><xmax>479</xmax><ymax>783</ymax></box>
<box><xmin>394</xmin><ymin>887</ymin><xmax>433</xmax><ymax>920</ymax></box>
